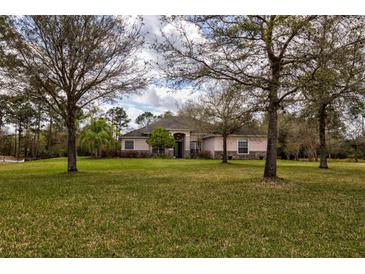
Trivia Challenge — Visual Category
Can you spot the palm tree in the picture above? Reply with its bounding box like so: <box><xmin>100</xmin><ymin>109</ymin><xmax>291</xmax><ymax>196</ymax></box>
<box><xmin>80</xmin><ymin>119</ymin><xmax>114</xmax><ymax>158</ymax></box>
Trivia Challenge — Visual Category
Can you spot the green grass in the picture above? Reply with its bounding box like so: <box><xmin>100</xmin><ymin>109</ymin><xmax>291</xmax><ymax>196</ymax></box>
<box><xmin>0</xmin><ymin>158</ymin><xmax>364</xmax><ymax>257</ymax></box>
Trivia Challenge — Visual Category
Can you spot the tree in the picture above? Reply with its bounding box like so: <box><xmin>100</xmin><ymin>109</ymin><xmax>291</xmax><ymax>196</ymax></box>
<box><xmin>135</xmin><ymin>111</ymin><xmax>157</xmax><ymax>127</ymax></box>
<box><xmin>182</xmin><ymin>84</ymin><xmax>251</xmax><ymax>163</ymax></box>
<box><xmin>0</xmin><ymin>16</ymin><xmax>15</xmax><ymax>71</ymax></box>
<box><xmin>44</xmin><ymin>112</ymin><xmax>68</xmax><ymax>157</ymax></box>
<box><xmin>106</xmin><ymin>107</ymin><xmax>130</xmax><ymax>138</ymax></box>
<box><xmin>45</xmin><ymin>108</ymin><xmax>62</xmax><ymax>153</ymax></box>
<box><xmin>277</xmin><ymin>113</ymin><xmax>304</xmax><ymax>160</ymax></box>
<box><xmin>4</xmin><ymin>94</ymin><xmax>37</xmax><ymax>159</ymax></box>
<box><xmin>3</xmin><ymin>16</ymin><xmax>147</xmax><ymax>172</ymax></box>
<box><xmin>80</xmin><ymin>118</ymin><xmax>113</xmax><ymax>158</ymax></box>
<box><xmin>0</xmin><ymin>95</ymin><xmax>9</xmax><ymax>155</ymax></box>
<box><xmin>345</xmin><ymin>107</ymin><xmax>365</xmax><ymax>162</ymax></box>
<box><xmin>0</xmin><ymin>95</ymin><xmax>7</xmax><ymax>129</ymax></box>
<box><xmin>146</xmin><ymin>128</ymin><xmax>175</xmax><ymax>155</ymax></box>
<box><xmin>301</xmin><ymin>16</ymin><xmax>365</xmax><ymax>168</ymax></box>
<box><xmin>157</xmin><ymin>16</ymin><xmax>316</xmax><ymax>180</ymax></box>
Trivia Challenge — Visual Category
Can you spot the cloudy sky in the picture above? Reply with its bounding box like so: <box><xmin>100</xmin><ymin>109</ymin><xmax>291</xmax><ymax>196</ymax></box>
<box><xmin>102</xmin><ymin>15</ymin><xmax>204</xmax><ymax>130</ymax></box>
<box><xmin>106</xmin><ymin>84</ymin><xmax>201</xmax><ymax>129</ymax></box>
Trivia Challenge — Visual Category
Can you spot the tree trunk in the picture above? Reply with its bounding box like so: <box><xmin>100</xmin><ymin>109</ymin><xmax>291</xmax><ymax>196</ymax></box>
<box><xmin>67</xmin><ymin>111</ymin><xmax>78</xmax><ymax>172</ymax></box>
<box><xmin>31</xmin><ymin>131</ymin><xmax>36</xmax><ymax>158</ymax></box>
<box><xmin>264</xmin><ymin>103</ymin><xmax>278</xmax><ymax>179</ymax></box>
<box><xmin>222</xmin><ymin>134</ymin><xmax>228</xmax><ymax>163</ymax></box>
<box><xmin>17</xmin><ymin>123</ymin><xmax>22</xmax><ymax>160</ymax></box>
<box><xmin>354</xmin><ymin>141</ymin><xmax>358</xmax><ymax>163</ymax></box>
<box><xmin>318</xmin><ymin>104</ymin><xmax>328</xmax><ymax>169</ymax></box>
<box><xmin>35</xmin><ymin>115</ymin><xmax>41</xmax><ymax>158</ymax></box>
<box><xmin>264</xmin><ymin>56</ymin><xmax>280</xmax><ymax>180</ymax></box>
<box><xmin>95</xmin><ymin>145</ymin><xmax>99</xmax><ymax>158</ymax></box>
<box><xmin>13</xmin><ymin>125</ymin><xmax>17</xmax><ymax>157</ymax></box>
<box><xmin>47</xmin><ymin>116</ymin><xmax>53</xmax><ymax>152</ymax></box>
<box><xmin>24</xmin><ymin>132</ymin><xmax>28</xmax><ymax>159</ymax></box>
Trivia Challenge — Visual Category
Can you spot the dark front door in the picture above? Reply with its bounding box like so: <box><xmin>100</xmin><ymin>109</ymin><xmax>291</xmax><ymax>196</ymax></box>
<box><xmin>174</xmin><ymin>141</ymin><xmax>183</xmax><ymax>158</ymax></box>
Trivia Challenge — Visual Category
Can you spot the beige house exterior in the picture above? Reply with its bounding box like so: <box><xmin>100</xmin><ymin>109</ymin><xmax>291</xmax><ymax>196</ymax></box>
<box><xmin>120</xmin><ymin>116</ymin><xmax>267</xmax><ymax>159</ymax></box>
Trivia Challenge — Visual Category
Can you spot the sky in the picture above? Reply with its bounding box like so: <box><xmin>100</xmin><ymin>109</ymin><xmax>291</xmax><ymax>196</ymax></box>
<box><xmin>104</xmin><ymin>84</ymin><xmax>201</xmax><ymax>130</ymax></box>
<box><xmin>101</xmin><ymin>15</ymin><xmax>204</xmax><ymax>130</ymax></box>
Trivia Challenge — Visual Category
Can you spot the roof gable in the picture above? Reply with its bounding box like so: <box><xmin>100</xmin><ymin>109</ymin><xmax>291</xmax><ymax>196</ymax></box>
<box><xmin>122</xmin><ymin>115</ymin><xmax>265</xmax><ymax>137</ymax></box>
<box><xmin>123</xmin><ymin>116</ymin><xmax>197</xmax><ymax>137</ymax></box>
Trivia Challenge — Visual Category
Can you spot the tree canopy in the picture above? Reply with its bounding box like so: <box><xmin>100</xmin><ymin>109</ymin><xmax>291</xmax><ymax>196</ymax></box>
<box><xmin>135</xmin><ymin>111</ymin><xmax>157</xmax><ymax>127</ymax></box>
<box><xmin>106</xmin><ymin>107</ymin><xmax>130</xmax><ymax>137</ymax></box>
<box><xmin>146</xmin><ymin>128</ymin><xmax>175</xmax><ymax>155</ymax></box>
<box><xmin>1</xmin><ymin>15</ymin><xmax>148</xmax><ymax>172</ymax></box>
<box><xmin>80</xmin><ymin>118</ymin><xmax>114</xmax><ymax>158</ymax></box>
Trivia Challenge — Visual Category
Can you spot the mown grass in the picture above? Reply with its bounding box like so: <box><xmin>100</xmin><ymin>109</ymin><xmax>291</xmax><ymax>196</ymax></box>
<box><xmin>0</xmin><ymin>158</ymin><xmax>364</xmax><ymax>257</ymax></box>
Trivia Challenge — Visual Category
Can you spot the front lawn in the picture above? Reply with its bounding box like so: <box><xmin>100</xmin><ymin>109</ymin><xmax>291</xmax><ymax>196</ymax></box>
<box><xmin>0</xmin><ymin>158</ymin><xmax>364</xmax><ymax>257</ymax></box>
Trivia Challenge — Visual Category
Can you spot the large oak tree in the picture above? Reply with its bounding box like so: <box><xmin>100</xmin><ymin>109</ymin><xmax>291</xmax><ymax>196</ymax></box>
<box><xmin>157</xmin><ymin>16</ymin><xmax>316</xmax><ymax>180</ymax></box>
<box><xmin>3</xmin><ymin>16</ymin><xmax>148</xmax><ymax>172</ymax></box>
<box><xmin>301</xmin><ymin>16</ymin><xmax>365</xmax><ymax>168</ymax></box>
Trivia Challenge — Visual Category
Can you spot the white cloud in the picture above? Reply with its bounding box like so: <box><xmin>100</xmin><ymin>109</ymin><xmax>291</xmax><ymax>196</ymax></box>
<box><xmin>101</xmin><ymin>84</ymin><xmax>204</xmax><ymax>130</ymax></box>
<box><xmin>161</xmin><ymin>18</ymin><xmax>205</xmax><ymax>44</ymax></box>
<box><xmin>134</xmin><ymin>16</ymin><xmax>207</xmax><ymax>79</ymax></box>
<box><xmin>127</xmin><ymin>85</ymin><xmax>201</xmax><ymax>109</ymax></box>
<box><xmin>117</xmin><ymin>16</ymin><xmax>208</xmax><ymax>129</ymax></box>
<box><xmin>106</xmin><ymin>84</ymin><xmax>205</xmax><ymax>130</ymax></box>
<box><xmin>123</xmin><ymin>106</ymin><xmax>144</xmax><ymax>130</ymax></box>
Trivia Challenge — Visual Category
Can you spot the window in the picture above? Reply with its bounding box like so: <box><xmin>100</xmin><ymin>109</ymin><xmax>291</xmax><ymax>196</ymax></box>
<box><xmin>238</xmin><ymin>140</ymin><xmax>248</xmax><ymax>154</ymax></box>
<box><xmin>125</xmin><ymin>140</ymin><xmax>134</xmax><ymax>150</ymax></box>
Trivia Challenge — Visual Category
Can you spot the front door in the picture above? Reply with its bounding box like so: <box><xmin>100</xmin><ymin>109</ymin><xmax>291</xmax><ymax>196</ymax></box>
<box><xmin>174</xmin><ymin>141</ymin><xmax>184</xmax><ymax>158</ymax></box>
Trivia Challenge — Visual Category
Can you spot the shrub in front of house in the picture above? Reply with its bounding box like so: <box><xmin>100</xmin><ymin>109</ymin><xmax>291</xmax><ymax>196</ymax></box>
<box><xmin>120</xmin><ymin>151</ymin><xmax>139</xmax><ymax>158</ymax></box>
<box><xmin>147</xmin><ymin>128</ymin><xmax>175</xmax><ymax>157</ymax></box>
<box><xmin>120</xmin><ymin>150</ymin><xmax>153</xmax><ymax>158</ymax></box>
<box><xmin>111</xmin><ymin>149</ymin><xmax>121</xmax><ymax>158</ymax></box>
<box><xmin>139</xmin><ymin>151</ymin><xmax>153</xmax><ymax>158</ymax></box>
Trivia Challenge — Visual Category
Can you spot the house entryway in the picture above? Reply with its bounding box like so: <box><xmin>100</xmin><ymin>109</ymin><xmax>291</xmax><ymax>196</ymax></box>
<box><xmin>173</xmin><ymin>133</ymin><xmax>185</xmax><ymax>158</ymax></box>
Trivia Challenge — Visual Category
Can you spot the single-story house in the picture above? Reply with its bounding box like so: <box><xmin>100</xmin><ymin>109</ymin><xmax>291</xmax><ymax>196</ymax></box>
<box><xmin>120</xmin><ymin>116</ymin><xmax>267</xmax><ymax>159</ymax></box>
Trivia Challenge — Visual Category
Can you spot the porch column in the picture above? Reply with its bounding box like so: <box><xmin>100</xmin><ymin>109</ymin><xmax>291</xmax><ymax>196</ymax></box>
<box><xmin>184</xmin><ymin>133</ymin><xmax>190</xmax><ymax>158</ymax></box>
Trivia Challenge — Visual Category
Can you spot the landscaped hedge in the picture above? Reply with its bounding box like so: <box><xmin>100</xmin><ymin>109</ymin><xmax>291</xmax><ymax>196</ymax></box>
<box><xmin>119</xmin><ymin>150</ymin><xmax>153</xmax><ymax>158</ymax></box>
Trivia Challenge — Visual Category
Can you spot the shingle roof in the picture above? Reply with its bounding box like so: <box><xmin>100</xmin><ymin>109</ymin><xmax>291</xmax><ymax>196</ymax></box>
<box><xmin>122</xmin><ymin>116</ymin><xmax>265</xmax><ymax>138</ymax></box>
<box><xmin>123</xmin><ymin>116</ymin><xmax>197</xmax><ymax>137</ymax></box>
